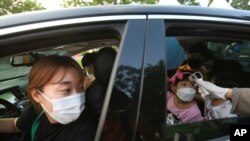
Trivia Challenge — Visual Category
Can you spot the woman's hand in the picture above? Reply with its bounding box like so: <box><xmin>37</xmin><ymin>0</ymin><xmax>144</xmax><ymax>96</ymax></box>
<box><xmin>83</xmin><ymin>74</ymin><xmax>95</xmax><ymax>91</ymax></box>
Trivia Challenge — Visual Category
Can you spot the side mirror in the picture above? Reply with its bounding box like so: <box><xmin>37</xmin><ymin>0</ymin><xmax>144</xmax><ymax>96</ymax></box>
<box><xmin>10</xmin><ymin>54</ymin><xmax>36</xmax><ymax>66</ymax></box>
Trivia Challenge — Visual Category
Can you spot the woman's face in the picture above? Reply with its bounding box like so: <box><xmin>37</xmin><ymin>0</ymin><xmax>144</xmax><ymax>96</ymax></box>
<box><xmin>35</xmin><ymin>68</ymin><xmax>84</xmax><ymax>113</ymax></box>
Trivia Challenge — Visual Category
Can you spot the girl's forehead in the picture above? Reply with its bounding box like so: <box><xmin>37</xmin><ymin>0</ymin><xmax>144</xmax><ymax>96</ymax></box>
<box><xmin>177</xmin><ymin>80</ymin><xmax>193</xmax><ymax>84</ymax></box>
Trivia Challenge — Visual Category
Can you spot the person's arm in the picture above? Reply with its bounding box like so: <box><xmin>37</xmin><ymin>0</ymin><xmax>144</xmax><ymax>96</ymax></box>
<box><xmin>195</xmin><ymin>80</ymin><xmax>250</xmax><ymax>115</ymax></box>
<box><xmin>0</xmin><ymin>117</ymin><xmax>20</xmax><ymax>133</ymax></box>
<box><xmin>230</xmin><ymin>88</ymin><xmax>250</xmax><ymax>115</ymax></box>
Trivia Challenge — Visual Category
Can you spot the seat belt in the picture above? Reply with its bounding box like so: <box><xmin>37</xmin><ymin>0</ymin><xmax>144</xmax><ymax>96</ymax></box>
<box><xmin>31</xmin><ymin>111</ymin><xmax>44</xmax><ymax>141</ymax></box>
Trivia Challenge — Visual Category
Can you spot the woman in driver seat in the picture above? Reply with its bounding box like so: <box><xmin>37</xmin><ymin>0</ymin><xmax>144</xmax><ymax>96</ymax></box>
<box><xmin>0</xmin><ymin>55</ymin><xmax>97</xmax><ymax>141</ymax></box>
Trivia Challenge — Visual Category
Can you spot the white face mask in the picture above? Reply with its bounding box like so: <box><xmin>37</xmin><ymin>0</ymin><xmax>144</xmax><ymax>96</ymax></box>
<box><xmin>39</xmin><ymin>91</ymin><xmax>85</xmax><ymax>124</ymax></box>
<box><xmin>176</xmin><ymin>87</ymin><xmax>196</xmax><ymax>102</ymax></box>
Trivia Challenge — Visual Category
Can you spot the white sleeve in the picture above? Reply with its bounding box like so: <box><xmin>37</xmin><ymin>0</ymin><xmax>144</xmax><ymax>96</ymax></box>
<box><xmin>219</xmin><ymin>101</ymin><xmax>237</xmax><ymax>118</ymax></box>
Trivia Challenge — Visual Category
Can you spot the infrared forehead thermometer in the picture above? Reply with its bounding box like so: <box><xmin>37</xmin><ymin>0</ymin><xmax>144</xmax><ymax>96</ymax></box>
<box><xmin>189</xmin><ymin>72</ymin><xmax>209</xmax><ymax>96</ymax></box>
<box><xmin>189</xmin><ymin>72</ymin><xmax>203</xmax><ymax>81</ymax></box>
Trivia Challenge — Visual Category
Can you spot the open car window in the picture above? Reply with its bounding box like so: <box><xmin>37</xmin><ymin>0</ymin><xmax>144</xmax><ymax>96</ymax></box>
<box><xmin>163</xmin><ymin>19</ymin><xmax>250</xmax><ymax>140</ymax></box>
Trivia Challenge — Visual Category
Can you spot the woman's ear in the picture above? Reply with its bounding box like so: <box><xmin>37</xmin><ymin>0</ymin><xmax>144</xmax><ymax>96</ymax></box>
<box><xmin>30</xmin><ymin>88</ymin><xmax>41</xmax><ymax>103</ymax></box>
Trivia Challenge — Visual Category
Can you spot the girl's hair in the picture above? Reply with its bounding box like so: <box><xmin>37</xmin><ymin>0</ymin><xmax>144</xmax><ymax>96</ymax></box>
<box><xmin>169</xmin><ymin>70</ymin><xmax>194</xmax><ymax>85</ymax></box>
<box><xmin>28</xmin><ymin>55</ymin><xmax>84</xmax><ymax>112</ymax></box>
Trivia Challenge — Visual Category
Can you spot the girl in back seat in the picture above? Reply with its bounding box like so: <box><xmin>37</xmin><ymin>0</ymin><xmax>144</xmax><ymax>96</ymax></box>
<box><xmin>166</xmin><ymin>70</ymin><xmax>204</xmax><ymax>125</ymax></box>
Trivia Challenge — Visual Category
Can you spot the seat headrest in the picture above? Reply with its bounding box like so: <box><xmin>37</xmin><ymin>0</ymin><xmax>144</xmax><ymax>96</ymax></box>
<box><xmin>94</xmin><ymin>47</ymin><xmax>116</xmax><ymax>85</ymax></box>
<box><xmin>81</xmin><ymin>52</ymin><xmax>97</xmax><ymax>67</ymax></box>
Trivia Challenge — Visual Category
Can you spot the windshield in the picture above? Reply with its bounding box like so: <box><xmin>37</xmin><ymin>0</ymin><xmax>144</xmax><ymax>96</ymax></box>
<box><xmin>0</xmin><ymin>56</ymin><xmax>31</xmax><ymax>81</ymax></box>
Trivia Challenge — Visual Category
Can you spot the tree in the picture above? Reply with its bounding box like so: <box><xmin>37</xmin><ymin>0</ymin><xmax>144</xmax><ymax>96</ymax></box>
<box><xmin>231</xmin><ymin>0</ymin><xmax>250</xmax><ymax>10</ymax></box>
<box><xmin>0</xmin><ymin>0</ymin><xmax>45</xmax><ymax>16</ymax></box>
<box><xmin>62</xmin><ymin>0</ymin><xmax>159</xmax><ymax>7</ymax></box>
<box><xmin>62</xmin><ymin>0</ymin><xmax>89</xmax><ymax>7</ymax></box>
<box><xmin>177</xmin><ymin>0</ymin><xmax>200</xmax><ymax>5</ymax></box>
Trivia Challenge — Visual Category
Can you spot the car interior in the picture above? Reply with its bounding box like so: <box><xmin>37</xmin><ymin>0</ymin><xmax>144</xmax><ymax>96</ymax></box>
<box><xmin>0</xmin><ymin>37</ymin><xmax>121</xmax><ymax>141</ymax></box>
<box><xmin>179</xmin><ymin>36</ymin><xmax>250</xmax><ymax>87</ymax></box>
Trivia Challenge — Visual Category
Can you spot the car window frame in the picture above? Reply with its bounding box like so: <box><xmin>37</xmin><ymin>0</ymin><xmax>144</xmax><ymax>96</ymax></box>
<box><xmin>133</xmin><ymin>18</ymin><xmax>166</xmax><ymax>140</ymax></box>
<box><xmin>0</xmin><ymin>15</ymin><xmax>147</xmax><ymax>57</ymax></box>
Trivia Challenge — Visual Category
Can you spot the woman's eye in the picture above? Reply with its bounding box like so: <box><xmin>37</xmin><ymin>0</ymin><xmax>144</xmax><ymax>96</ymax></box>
<box><xmin>63</xmin><ymin>89</ymin><xmax>71</xmax><ymax>93</ymax></box>
<box><xmin>180</xmin><ymin>83</ymin><xmax>186</xmax><ymax>86</ymax></box>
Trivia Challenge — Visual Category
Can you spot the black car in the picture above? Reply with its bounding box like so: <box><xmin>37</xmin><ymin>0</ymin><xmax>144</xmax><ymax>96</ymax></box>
<box><xmin>1</xmin><ymin>5</ymin><xmax>250</xmax><ymax>141</ymax></box>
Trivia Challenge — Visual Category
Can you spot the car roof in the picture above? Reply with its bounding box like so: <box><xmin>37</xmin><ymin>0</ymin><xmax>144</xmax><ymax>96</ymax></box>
<box><xmin>1</xmin><ymin>5</ymin><xmax>250</xmax><ymax>29</ymax></box>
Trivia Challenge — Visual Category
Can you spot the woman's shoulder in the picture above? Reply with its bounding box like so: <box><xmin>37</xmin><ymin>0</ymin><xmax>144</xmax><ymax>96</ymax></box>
<box><xmin>16</xmin><ymin>104</ymin><xmax>38</xmax><ymax>131</ymax></box>
<box><xmin>68</xmin><ymin>110</ymin><xmax>98</xmax><ymax>140</ymax></box>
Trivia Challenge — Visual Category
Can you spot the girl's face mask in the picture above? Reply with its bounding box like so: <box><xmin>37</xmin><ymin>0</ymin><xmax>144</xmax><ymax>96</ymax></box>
<box><xmin>39</xmin><ymin>90</ymin><xmax>85</xmax><ymax>124</ymax></box>
<box><xmin>176</xmin><ymin>87</ymin><xmax>196</xmax><ymax>102</ymax></box>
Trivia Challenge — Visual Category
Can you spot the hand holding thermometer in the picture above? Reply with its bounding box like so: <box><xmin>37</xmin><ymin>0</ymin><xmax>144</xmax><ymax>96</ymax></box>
<box><xmin>188</xmin><ymin>72</ymin><xmax>209</xmax><ymax>96</ymax></box>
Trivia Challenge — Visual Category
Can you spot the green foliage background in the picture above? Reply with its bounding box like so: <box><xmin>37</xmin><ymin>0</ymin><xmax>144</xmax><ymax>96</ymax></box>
<box><xmin>0</xmin><ymin>0</ymin><xmax>44</xmax><ymax>15</ymax></box>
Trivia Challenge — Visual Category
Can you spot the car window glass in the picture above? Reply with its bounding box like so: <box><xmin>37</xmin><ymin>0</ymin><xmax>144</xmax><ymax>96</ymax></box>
<box><xmin>208</xmin><ymin>41</ymin><xmax>250</xmax><ymax>60</ymax></box>
<box><xmin>208</xmin><ymin>41</ymin><xmax>250</xmax><ymax>73</ymax></box>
